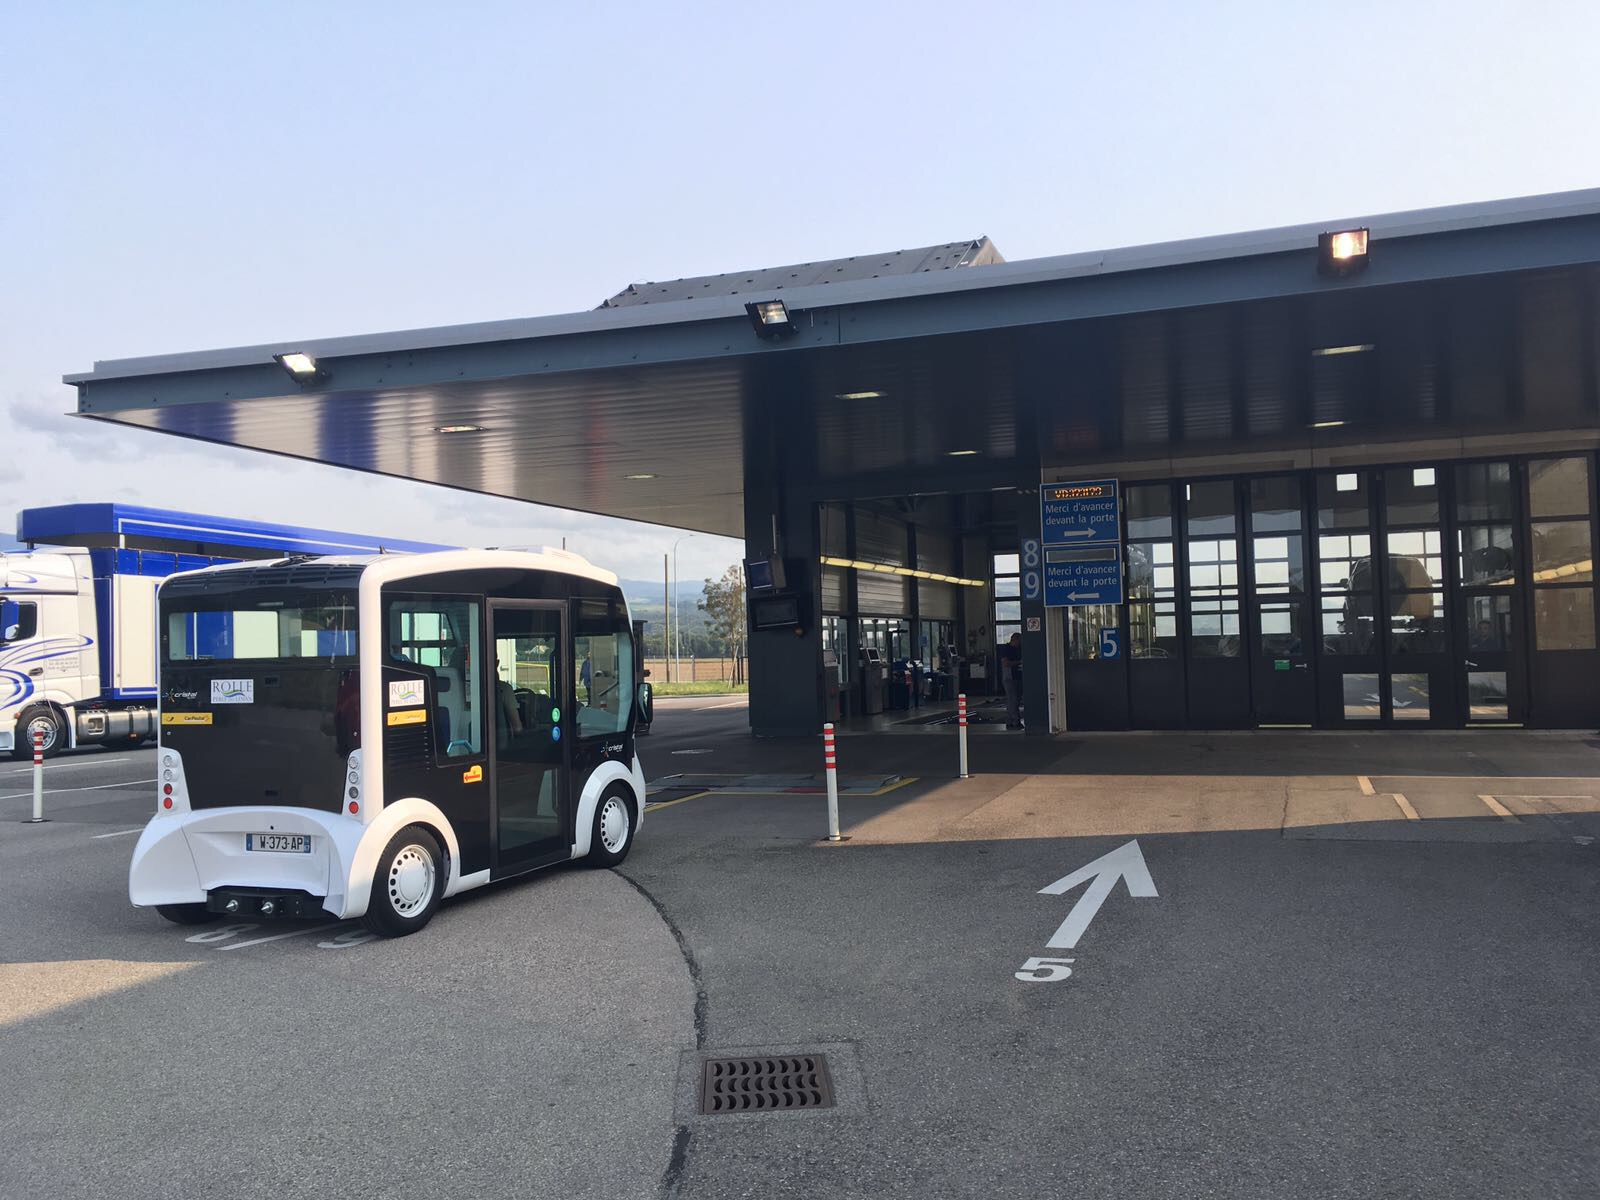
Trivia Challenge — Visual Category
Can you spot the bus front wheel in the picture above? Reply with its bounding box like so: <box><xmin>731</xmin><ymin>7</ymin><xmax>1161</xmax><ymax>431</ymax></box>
<box><xmin>361</xmin><ymin>827</ymin><xmax>445</xmax><ymax>937</ymax></box>
<box><xmin>587</xmin><ymin>789</ymin><xmax>636</xmax><ymax>868</ymax></box>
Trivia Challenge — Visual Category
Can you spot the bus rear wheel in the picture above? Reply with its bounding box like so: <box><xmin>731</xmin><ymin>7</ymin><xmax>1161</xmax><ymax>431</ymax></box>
<box><xmin>587</xmin><ymin>789</ymin><xmax>636</xmax><ymax>868</ymax></box>
<box><xmin>362</xmin><ymin>827</ymin><xmax>445</xmax><ymax>937</ymax></box>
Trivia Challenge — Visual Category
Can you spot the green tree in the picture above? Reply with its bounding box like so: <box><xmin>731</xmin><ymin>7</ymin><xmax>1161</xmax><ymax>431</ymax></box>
<box><xmin>699</xmin><ymin>564</ymin><xmax>747</xmax><ymax>682</ymax></box>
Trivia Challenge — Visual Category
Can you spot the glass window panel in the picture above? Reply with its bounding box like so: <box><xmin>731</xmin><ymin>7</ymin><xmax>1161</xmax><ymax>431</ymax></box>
<box><xmin>1342</xmin><ymin>673</ymin><xmax>1381</xmax><ymax>720</ymax></box>
<box><xmin>1318</xmin><ymin>472</ymin><xmax>1370</xmax><ymax>529</ymax></box>
<box><xmin>1129</xmin><ymin>601</ymin><xmax>1179</xmax><ymax>659</ymax></box>
<box><xmin>1186</xmin><ymin>481</ymin><xmax>1236</xmax><ymax>537</ymax></box>
<box><xmin>994</xmin><ymin>576</ymin><xmax>1020</xmax><ymax>598</ymax></box>
<box><xmin>993</xmin><ymin>553</ymin><xmax>1020</xmax><ymax>574</ymax></box>
<box><xmin>993</xmin><ymin>600</ymin><xmax>1022</xmax><ymax>622</ymax></box>
<box><xmin>1464</xmin><ymin>593</ymin><xmax>1512</xmax><ymax>652</ymax></box>
<box><xmin>1256</xmin><ymin>560</ymin><xmax>1291</xmax><ymax>589</ymax></box>
<box><xmin>1534</xmin><ymin>588</ymin><xmax>1596</xmax><ymax>650</ymax></box>
<box><xmin>1529</xmin><ymin>456</ymin><xmax>1591</xmax><ymax>518</ymax></box>
<box><xmin>1190</xmin><ymin>563</ymin><xmax>1220</xmax><ymax>589</ymax></box>
<box><xmin>1531</xmin><ymin>521</ymin><xmax>1593</xmax><ymax>582</ymax></box>
<box><xmin>1388</xmin><ymin>591</ymin><xmax>1446</xmax><ymax>655</ymax></box>
<box><xmin>1321</xmin><ymin>594</ymin><xmax>1376</xmax><ymax>654</ymax></box>
<box><xmin>1467</xmin><ymin>671</ymin><xmax>1509</xmax><ymax>721</ymax></box>
<box><xmin>1220</xmin><ymin>563</ymin><xmax>1238</xmax><ymax>587</ymax></box>
<box><xmin>1259</xmin><ymin>602</ymin><xmax>1306</xmax><ymax>657</ymax></box>
<box><xmin>1458</xmin><ymin>525</ymin><xmax>1516</xmax><ymax>586</ymax></box>
<box><xmin>1126</xmin><ymin>484</ymin><xmax>1173</xmax><ymax>539</ymax></box>
<box><xmin>1067</xmin><ymin>604</ymin><xmax>1121</xmax><ymax>660</ymax></box>
<box><xmin>1388</xmin><ymin>532</ymin><xmax>1443</xmax><ymax>590</ymax></box>
<box><xmin>1385</xmin><ymin>466</ymin><xmax>1440</xmax><ymax>525</ymax></box>
<box><xmin>1189</xmin><ymin>601</ymin><xmax>1242</xmax><ymax>656</ymax></box>
<box><xmin>1256</xmin><ymin>536</ymin><xmax>1289</xmax><ymax>560</ymax></box>
<box><xmin>994</xmin><ymin>623</ymin><xmax>1021</xmax><ymax>647</ymax></box>
<box><xmin>1249</xmin><ymin>476</ymin><xmax>1302</xmax><ymax>533</ymax></box>
<box><xmin>1391</xmin><ymin>673</ymin><xmax>1431</xmax><ymax>720</ymax></box>
<box><xmin>1127</xmin><ymin>542</ymin><xmax>1176</xmax><ymax>599</ymax></box>
<box><xmin>1454</xmin><ymin>462</ymin><xmax>1514</xmax><ymax>522</ymax></box>
<box><xmin>1189</xmin><ymin>540</ymin><xmax>1220</xmax><ymax>564</ymax></box>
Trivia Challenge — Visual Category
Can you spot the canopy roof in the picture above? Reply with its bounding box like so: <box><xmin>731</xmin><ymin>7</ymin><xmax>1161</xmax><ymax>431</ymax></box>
<box><xmin>69</xmin><ymin>189</ymin><xmax>1600</xmax><ymax>539</ymax></box>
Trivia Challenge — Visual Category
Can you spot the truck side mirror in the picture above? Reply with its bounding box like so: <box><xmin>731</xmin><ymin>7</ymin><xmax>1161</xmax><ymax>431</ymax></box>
<box><xmin>642</xmin><ymin>668</ymin><xmax>651</xmax><ymax>678</ymax></box>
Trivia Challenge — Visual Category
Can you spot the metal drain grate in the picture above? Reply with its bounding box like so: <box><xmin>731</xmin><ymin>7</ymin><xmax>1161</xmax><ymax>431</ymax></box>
<box><xmin>698</xmin><ymin>1054</ymin><xmax>835</xmax><ymax>1114</ymax></box>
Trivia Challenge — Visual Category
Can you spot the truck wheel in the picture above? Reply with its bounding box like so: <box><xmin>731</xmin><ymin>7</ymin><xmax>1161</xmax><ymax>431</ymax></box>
<box><xmin>156</xmin><ymin>903</ymin><xmax>220</xmax><ymax>926</ymax></box>
<box><xmin>361</xmin><ymin>827</ymin><xmax>445</xmax><ymax>937</ymax></box>
<box><xmin>11</xmin><ymin>704</ymin><xmax>66</xmax><ymax>760</ymax></box>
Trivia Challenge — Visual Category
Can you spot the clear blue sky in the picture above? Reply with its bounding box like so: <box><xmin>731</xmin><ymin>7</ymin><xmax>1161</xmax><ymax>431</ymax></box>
<box><xmin>3</xmin><ymin>1</ymin><xmax>1597</xmax><ymax>579</ymax></box>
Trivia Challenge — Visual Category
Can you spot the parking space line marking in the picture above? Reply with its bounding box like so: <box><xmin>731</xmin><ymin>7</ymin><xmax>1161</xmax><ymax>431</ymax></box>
<box><xmin>1392</xmin><ymin>793</ymin><xmax>1420</xmax><ymax>821</ymax></box>
<box><xmin>218</xmin><ymin>923</ymin><xmax>343</xmax><ymax>951</ymax></box>
<box><xmin>90</xmin><ymin>828</ymin><xmax>144</xmax><ymax>839</ymax></box>
<box><xmin>644</xmin><ymin>791</ymin><xmax>713</xmax><ymax>813</ymax></box>
<box><xmin>1358</xmin><ymin>775</ymin><xmax>1375</xmax><ymax>796</ymax></box>
<box><xmin>1477</xmin><ymin>794</ymin><xmax>1519</xmax><ymax>821</ymax></box>
<box><xmin>0</xmin><ymin>778</ymin><xmax>154</xmax><ymax>800</ymax></box>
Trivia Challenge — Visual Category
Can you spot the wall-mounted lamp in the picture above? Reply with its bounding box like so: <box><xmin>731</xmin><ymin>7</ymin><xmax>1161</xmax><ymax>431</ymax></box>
<box><xmin>745</xmin><ymin>299</ymin><xmax>796</xmax><ymax>339</ymax></box>
<box><xmin>273</xmin><ymin>351</ymin><xmax>326</xmax><ymax>382</ymax></box>
<box><xmin>1317</xmin><ymin>227</ymin><xmax>1370</xmax><ymax>278</ymax></box>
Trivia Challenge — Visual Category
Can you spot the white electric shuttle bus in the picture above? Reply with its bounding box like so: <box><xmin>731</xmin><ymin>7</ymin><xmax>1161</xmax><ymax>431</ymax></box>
<box><xmin>129</xmin><ymin>549</ymin><xmax>646</xmax><ymax>937</ymax></box>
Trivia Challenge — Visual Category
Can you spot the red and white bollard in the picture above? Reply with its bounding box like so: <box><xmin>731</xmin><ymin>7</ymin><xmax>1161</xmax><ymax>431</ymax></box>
<box><xmin>822</xmin><ymin>721</ymin><xmax>842</xmax><ymax>842</ymax></box>
<box><xmin>27</xmin><ymin>728</ymin><xmax>46</xmax><ymax>823</ymax></box>
<box><xmin>957</xmin><ymin>693</ymin><xmax>969</xmax><ymax>779</ymax></box>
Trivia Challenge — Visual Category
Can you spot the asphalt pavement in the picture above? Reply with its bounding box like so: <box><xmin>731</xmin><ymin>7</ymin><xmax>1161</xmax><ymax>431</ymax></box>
<box><xmin>3</xmin><ymin>706</ymin><xmax>1598</xmax><ymax>1199</ymax></box>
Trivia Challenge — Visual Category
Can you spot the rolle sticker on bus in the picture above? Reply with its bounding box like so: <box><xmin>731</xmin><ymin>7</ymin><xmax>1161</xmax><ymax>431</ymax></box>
<box><xmin>389</xmin><ymin>679</ymin><xmax>425</xmax><ymax>708</ymax></box>
<box><xmin>211</xmin><ymin>679</ymin><xmax>254</xmax><ymax>704</ymax></box>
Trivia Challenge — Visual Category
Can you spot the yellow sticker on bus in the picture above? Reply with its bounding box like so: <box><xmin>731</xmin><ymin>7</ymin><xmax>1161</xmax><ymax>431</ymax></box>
<box><xmin>386</xmin><ymin>709</ymin><xmax>428</xmax><ymax>727</ymax></box>
<box><xmin>161</xmin><ymin>712</ymin><xmax>214</xmax><ymax>726</ymax></box>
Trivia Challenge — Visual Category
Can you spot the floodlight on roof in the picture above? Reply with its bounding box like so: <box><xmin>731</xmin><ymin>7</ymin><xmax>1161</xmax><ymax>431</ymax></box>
<box><xmin>1317</xmin><ymin>227</ymin><xmax>1370</xmax><ymax>277</ymax></box>
<box><xmin>273</xmin><ymin>351</ymin><xmax>325</xmax><ymax>381</ymax></box>
<box><xmin>745</xmin><ymin>299</ymin><xmax>796</xmax><ymax>338</ymax></box>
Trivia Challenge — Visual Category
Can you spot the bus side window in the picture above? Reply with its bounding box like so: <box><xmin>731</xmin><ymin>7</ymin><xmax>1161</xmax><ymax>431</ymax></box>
<box><xmin>574</xmin><ymin>599</ymin><xmax>633</xmax><ymax>738</ymax></box>
<box><xmin>388</xmin><ymin>597</ymin><xmax>485</xmax><ymax>760</ymax></box>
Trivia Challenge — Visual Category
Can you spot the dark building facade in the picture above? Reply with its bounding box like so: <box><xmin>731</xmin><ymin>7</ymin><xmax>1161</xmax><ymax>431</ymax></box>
<box><xmin>69</xmin><ymin>191</ymin><xmax>1600</xmax><ymax>735</ymax></box>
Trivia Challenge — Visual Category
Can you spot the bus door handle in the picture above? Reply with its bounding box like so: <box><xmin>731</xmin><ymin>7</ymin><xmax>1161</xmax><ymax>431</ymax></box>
<box><xmin>28</xmin><ymin>668</ymin><xmax>43</xmax><ymax>677</ymax></box>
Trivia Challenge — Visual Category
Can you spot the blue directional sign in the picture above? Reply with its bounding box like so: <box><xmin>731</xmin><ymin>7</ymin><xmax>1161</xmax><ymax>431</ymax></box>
<box><xmin>1040</xmin><ymin>478</ymin><xmax>1123</xmax><ymax>608</ymax></box>
<box><xmin>1042</xmin><ymin>546</ymin><xmax>1124</xmax><ymax>607</ymax></box>
<box><xmin>1040</xmin><ymin>480</ymin><xmax>1120</xmax><ymax>546</ymax></box>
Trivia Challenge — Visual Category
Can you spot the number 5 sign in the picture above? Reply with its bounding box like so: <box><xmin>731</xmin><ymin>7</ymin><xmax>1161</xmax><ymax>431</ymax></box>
<box><xmin>1021</xmin><ymin>538</ymin><xmax>1041</xmax><ymax>601</ymax></box>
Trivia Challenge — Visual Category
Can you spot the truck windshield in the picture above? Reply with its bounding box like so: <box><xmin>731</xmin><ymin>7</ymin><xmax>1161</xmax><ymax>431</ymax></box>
<box><xmin>165</xmin><ymin>593</ymin><xmax>358</xmax><ymax>662</ymax></box>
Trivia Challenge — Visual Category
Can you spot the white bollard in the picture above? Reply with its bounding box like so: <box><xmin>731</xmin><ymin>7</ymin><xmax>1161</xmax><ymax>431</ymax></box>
<box><xmin>957</xmin><ymin>693</ymin><xmax>969</xmax><ymax>780</ymax></box>
<box><xmin>27</xmin><ymin>728</ymin><xmax>46</xmax><ymax>823</ymax></box>
<box><xmin>823</xmin><ymin>722</ymin><xmax>842</xmax><ymax>842</ymax></box>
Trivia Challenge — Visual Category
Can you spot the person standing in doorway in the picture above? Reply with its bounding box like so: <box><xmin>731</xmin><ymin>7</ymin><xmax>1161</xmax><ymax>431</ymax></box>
<box><xmin>999</xmin><ymin>632</ymin><xmax>1023</xmax><ymax>730</ymax></box>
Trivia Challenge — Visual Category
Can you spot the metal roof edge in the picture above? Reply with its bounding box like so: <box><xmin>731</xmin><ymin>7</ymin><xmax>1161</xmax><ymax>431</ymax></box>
<box><xmin>65</xmin><ymin>186</ymin><xmax>1600</xmax><ymax>386</ymax></box>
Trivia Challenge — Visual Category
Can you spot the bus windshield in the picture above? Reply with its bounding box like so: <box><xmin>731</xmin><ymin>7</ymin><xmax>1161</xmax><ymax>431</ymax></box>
<box><xmin>165</xmin><ymin>592</ymin><xmax>358</xmax><ymax>662</ymax></box>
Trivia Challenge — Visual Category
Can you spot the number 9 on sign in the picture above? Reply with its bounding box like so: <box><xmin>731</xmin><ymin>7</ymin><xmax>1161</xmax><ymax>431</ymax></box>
<box><xmin>1023</xmin><ymin>570</ymin><xmax>1041</xmax><ymax>601</ymax></box>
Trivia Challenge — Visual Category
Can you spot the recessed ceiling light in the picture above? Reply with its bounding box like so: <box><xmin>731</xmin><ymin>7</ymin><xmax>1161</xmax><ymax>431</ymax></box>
<box><xmin>1310</xmin><ymin>344</ymin><xmax>1375</xmax><ymax>357</ymax></box>
<box><xmin>623</xmin><ymin>473</ymin><xmax>657</xmax><ymax>480</ymax></box>
<box><xmin>947</xmin><ymin>449</ymin><xmax>979</xmax><ymax>456</ymax></box>
<box><xmin>433</xmin><ymin>424</ymin><xmax>484</xmax><ymax>434</ymax></box>
<box><xmin>1309</xmin><ymin>420</ymin><xmax>1346</xmax><ymax>429</ymax></box>
<box><xmin>835</xmin><ymin>390</ymin><xmax>884</xmax><ymax>400</ymax></box>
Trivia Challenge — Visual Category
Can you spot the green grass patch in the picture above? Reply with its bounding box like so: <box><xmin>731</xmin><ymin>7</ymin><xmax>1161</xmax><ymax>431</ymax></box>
<box><xmin>650</xmin><ymin>681</ymin><xmax>748</xmax><ymax>697</ymax></box>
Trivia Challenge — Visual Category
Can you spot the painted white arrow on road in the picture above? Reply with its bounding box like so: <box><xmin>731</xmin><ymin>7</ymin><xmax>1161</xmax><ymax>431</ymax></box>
<box><xmin>1038</xmin><ymin>839</ymin><xmax>1157</xmax><ymax>949</ymax></box>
